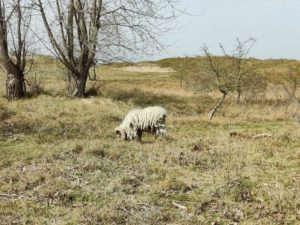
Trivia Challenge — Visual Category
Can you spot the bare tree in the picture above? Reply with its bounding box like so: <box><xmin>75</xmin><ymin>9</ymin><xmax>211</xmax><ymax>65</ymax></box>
<box><xmin>231</xmin><ymin>38</ymin><xmax>258</xmax><ymax>103</ymax></box>
<box><xmin>278</xmin><ymin>65</ymin><xmax>300</xmax><ymax>112</ymax></box>
<box><xmin>0</xmin><ymin>0</ymin><xmax>33</xmax><ymax>100</ymax></box>
<box><xmin>36</xmin><ymin>0</ymin><xmax>179</xmax><ymax>97</ymax></box>
<box><xmin>282</xmin><ymin>66</ymin><xmax>300</xmax><ymax>124</ymax></box>
<box><xmin>202</xmin><ymin>38</ymin><xmax>258</xmax><ymax>120</ymax></box>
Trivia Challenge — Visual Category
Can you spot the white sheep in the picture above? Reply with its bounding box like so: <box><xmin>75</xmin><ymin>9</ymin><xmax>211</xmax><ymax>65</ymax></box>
<box><xmin>115</xmin><ymin>106</ymin><xmax>167</xmax><ymax>141</ymax></box>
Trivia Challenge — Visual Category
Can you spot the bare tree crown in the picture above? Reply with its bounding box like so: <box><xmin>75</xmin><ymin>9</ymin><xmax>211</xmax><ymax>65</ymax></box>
<box><xmin>0</xmin><ymin>0</ymin><xmax>34</xmax><ymax>100</ymax></box>
<box><xmin>35</xmin><ymin>0</ymin><xmax>180</xmax><ymax>97</ymax></box>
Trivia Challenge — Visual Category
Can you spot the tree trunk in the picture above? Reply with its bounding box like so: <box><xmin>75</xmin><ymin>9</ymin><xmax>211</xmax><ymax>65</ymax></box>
<box><xmin>209</xmin><ymin>93</ymin><xmax>227</xmax><ymax>121</ymax></box>
<box><xmin>6</xmin><ymin>72</ymin><xmax>26</xmax><ymax>101</ymax></box>
<box><xmin>68</xmin><ymin>71</ymin><xmax>88</xmax><ymax>97</ymax></box>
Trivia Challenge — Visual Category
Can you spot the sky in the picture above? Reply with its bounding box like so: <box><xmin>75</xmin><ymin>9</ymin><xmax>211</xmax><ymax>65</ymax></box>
<box><xmin>156</xmin><ymin>0</ymin><xmax>300</xmax><ymax>60</ymax></box>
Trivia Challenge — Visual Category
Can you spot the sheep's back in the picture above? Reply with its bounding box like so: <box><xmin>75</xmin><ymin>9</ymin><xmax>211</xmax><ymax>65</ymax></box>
<box><xmin>136</xmin><ymin>106</ymin><xmax>167</xmax><ymax>130</ymax></box>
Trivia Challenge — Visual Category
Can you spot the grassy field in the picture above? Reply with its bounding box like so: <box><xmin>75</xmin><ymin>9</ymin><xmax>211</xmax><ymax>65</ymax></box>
<box><xmin>0</xmin><ymin>57</ymin><xmax>300</xmax><ymax>224</ymax></box>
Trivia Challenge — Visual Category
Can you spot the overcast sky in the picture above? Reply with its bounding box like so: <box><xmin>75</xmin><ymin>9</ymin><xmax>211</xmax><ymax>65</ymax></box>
<box><xmin>156</xmin><ymin>0</ymin><xmax>300</xmax><ymax>60</ymax></box>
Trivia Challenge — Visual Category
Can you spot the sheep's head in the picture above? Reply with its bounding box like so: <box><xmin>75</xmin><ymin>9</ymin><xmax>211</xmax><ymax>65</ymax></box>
<box><xmin>115</xmin><ymin>127</ymin><xmax>127</xmax><ymax>140</ymax></box>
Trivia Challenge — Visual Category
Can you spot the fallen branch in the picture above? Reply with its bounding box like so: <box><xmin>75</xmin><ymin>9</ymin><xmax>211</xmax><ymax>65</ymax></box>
<box><xmin>172</xmin><ymin>201</ymin><xmax>187</xmax><ymax>210</ymax></box>
<box><xmin>0</xmin><ymin>193</ymin><xmax>32</xmax><ymax>200</ymax></box>
<box><xmin>229</xmin><ymin>132</ymin><xmax>273</xmax><ymax>140</ymax></box>
<box><xmin>252</xmin><ymin>132</ymin><xmax>273</xmax><ymax>139</ymax></box>
<box><xmin>229</xmin><ymin>132</ymin><xmax>251</xmax><ymax>139</ymax></box>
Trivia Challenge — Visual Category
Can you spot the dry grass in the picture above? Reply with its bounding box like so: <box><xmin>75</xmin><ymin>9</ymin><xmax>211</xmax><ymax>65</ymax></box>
<box><xmin>0</xmin><ymin>57</ymin><xmax>300</xmax><ymax>224</ymax></box>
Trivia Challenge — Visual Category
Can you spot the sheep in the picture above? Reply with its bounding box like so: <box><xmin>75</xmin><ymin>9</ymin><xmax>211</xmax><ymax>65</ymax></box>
<box><xmin>115</xmin><ymin>106</ymin><xmax>167</xmax><ymax>141</ymax></box>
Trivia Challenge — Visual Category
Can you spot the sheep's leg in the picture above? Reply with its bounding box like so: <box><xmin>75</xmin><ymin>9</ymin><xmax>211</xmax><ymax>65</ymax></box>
<box><xmin>136</xmin><ymin>129</ymin><xmax>142</xmax><ymax>142</ymax></box>
<box><xmin>160</xmin><ymin>129</ymin><xmax>167</xmax><ymax>137</ymax></box>
<box><xmin>157</xmin><ymin>130</ymin><xmax>166</xmax><ymax>138</ymax></box>
<box><xmin>155</xmin><ymin>124</ymin><xmax>166</xmax><ymax>139</ymax></box>
<box><xmin>155</xmin><ymin>128</ymin><xmax>164</xmax><ymax>139</ymax></box>
<box><xmin>153</xmin><ymin>127</ymin><xmax>159</xmax><ymax>139</ymax></box>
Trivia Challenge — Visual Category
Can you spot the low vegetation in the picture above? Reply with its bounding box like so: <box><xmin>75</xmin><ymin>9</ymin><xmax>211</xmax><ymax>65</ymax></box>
<box><xmin>0</xmin><ymin>56</ymin><xmax>299</xmax><ymax>224</ymax></box>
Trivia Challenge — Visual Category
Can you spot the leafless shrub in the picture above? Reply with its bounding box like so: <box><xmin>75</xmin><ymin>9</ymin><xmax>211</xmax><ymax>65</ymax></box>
<box><xmin>26</xmin><ymin>71</ymin><xmax>45</xmax><ymax>97</ymax></box>
<box><xmin>279</xmin><ymin>65</ymin><xmax>300</xmax><ymax>112</ymax></box>
<box><xmin>195</xmin><ymin>38</ymin><xmax>262</xmax><ymax>120</ymax></box>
